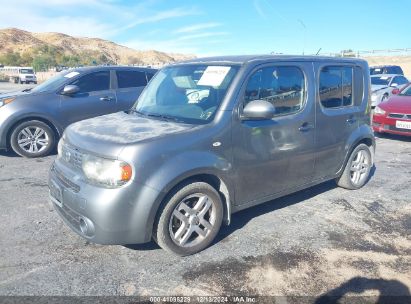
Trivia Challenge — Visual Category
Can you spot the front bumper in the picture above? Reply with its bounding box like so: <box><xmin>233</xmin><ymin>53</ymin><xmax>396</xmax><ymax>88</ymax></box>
<box><xmin>48</xmin><ymin>159</ymin><xmax>162</xmax><ymax>244</ymax></box>
<box><xmin>372</xmin><ymin>114</ymin><xmax>411</xmax><ymax>137</ymax></box>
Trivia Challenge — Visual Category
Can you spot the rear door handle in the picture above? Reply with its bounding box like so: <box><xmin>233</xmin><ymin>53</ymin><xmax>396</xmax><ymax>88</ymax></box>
<box><xmin>299</xmin><ymin>122</ymin><xmax>314</xmax><ymax>132</ymax></box>
<box><xmin>100</xmin><ymin>96</ymin><xmax>114</xmax><ymax>102</ymax></box>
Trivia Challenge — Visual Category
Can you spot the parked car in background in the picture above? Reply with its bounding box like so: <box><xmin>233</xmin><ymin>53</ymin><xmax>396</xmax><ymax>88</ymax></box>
<box><xmin>0</xmin><ymin>66</ymin><xmax>37</xmax><ymax>84</ymax></box>
<box><xmin>370</xmin><ymin>65</ymin><xmax>404</xmax><ymax>75</ymax></box>
<box><xmin>373</xmin><ymin>83</ymin><xmax>411</xmax><ymax>136</ymax></box>
<box><xmin>370</xmin><ymin>74</ymin><xmax>409</xmax><ymax>107</ymax></box>
<box><xmin>0</xmin><ymin>66</ymin><xmax>157</xmax><ymax>157</ymax></box>
<box><xmin>49</xmin><ymin>55</ymin><xmax>375</xmax><ymax>256</ymax></box>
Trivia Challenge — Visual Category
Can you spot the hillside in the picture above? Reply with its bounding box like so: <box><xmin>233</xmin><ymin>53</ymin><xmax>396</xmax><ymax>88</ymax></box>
<box><xmin>0</xmin><ymin>28</ymin><xmax>194</xmax><ymax>66</ymax></box>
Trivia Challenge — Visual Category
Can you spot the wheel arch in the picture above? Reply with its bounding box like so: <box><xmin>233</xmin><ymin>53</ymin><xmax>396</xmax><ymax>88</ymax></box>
<box><xmin>144</xmin><ymin>171</ymin><xmax>233</xmax><ymax>242</ymax></box>
<box><xmin>6</xmin><ymin>116</ymin><xmax>62</xmax><ymax>149</ymax></box>
<box><xmin>338</xmin><ymin>128</ymin><xmax>375</xmax><ymax>176</ymax></box>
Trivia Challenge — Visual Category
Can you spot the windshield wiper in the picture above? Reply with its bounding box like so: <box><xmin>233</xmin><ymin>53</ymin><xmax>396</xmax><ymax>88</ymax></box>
<box><xmin>22</xmin><ymin>88</ymin><xmax>32</xmax><ymax>92</ymax></box>
<box><xmin>146</xmin><ymin>113</ymin><xmax>183</xmax><ymax>123</ymax></box>
<box><xmin>128</xmin><ymin>109</ymin><xmax>146</xmax><ymax>116</ymax></box>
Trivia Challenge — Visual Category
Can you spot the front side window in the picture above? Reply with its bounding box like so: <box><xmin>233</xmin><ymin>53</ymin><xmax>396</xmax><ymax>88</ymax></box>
<box><xmin>244</xmin><ymin>66</ymin><xmax>306</xmax><ymax>115</ymax></box>
<box><xmin>134</xmin><ymin>65</ymin><xmax>239</xmax><ymax>124</ymax></box>
<box><xmin>320</xmin><ymin>66</ymin><xmax>353</xmax><ymax>108</ymax></box>
<box><xmin>399</xmin><ymin>85</ymin><xmax>411</xmax><ymax>96</ymax></box>
<box><xmin>71</xmin><ymin>71</ymin><xmax>110</xmax><ymax>93</ymax></box>
<box><xmin>116</xmin><ymin>70</ymin><xmax>147</xmax><ymax>88</ymax></box>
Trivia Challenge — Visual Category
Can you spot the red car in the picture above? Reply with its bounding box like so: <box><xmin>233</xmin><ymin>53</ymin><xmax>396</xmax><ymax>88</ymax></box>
<box><xmin>373</xmin><ymin>83</ymin><xmax>411</xmax><ymax>136</ymax></box>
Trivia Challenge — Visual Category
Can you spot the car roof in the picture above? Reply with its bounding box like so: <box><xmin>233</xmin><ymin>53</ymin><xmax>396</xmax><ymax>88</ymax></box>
<box><xmin>371</xmin><ymin>74</ymin><xmax>403</xmax><ymax>78</ymax></box>
<box><xmin>69</xmin><ymin>65</ymin><xmax>157</xmax><ymax>73</ymax></box>
<box><xmin>176</xmin><ymin>55</ymin><xmax>367</xmax><ymax>66</ymax></box>
<box><xmin>370</xmin><ymin>65</ymin><xmax>401</xmax><ymax>68</ymax></box>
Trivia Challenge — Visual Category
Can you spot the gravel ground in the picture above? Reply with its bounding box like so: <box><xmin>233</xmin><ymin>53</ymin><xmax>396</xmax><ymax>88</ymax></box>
<box><xmin>0</xmin><ymin>82</ymin><xmax>33</xmax><ymax>94</ymax></box>
<box><xmin>0</xmin><ymin>82</ymin><xmax>410</xmax><ymax>301</ymax></box>
<box><xmin>0</xmin><ymin>135</ymin><xmax>410</xmax><ymax>301</ymax></box>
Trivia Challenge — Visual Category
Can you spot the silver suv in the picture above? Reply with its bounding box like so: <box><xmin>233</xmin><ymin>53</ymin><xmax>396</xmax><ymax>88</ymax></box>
<box><xmin>49</xmin><ymin>55</ymin><xmax>375</xmax><ymax>256</ymax></box>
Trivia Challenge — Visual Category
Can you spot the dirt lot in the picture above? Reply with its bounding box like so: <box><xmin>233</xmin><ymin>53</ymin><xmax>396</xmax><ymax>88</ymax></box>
<box><xmin>0</xmin><ymin>132</ymin><xmax>410</xmax><ymax>302</ymax></box>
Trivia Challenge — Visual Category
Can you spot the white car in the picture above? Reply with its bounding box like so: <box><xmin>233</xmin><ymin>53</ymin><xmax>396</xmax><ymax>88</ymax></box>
<box><xmin>371</xmin><ymin>74</ymin><xmax>409</xmax><ymax>107</ymax></box>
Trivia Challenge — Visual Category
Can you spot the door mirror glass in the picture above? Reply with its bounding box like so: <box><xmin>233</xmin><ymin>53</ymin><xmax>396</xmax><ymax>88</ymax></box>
<box><xmin>242</xmin><ymin>100</ymin><xmax>276</xmax><ymax>120</ymax></box>
<box><xmin>61</xmin><ymin>85</ymin><xmax>80</xmax><ymax>95</ymax></box>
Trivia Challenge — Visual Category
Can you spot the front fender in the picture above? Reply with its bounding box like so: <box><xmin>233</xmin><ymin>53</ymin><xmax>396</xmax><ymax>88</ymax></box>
<box><xmin>142</xmin><ymin>151</ymin><xmax>234</xmax><ymax>238</ymax></box>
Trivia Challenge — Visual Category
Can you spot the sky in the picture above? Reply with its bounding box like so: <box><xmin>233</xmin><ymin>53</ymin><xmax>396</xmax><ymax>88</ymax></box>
<box><xmin>1</xmin><ymin>0</ymin><xmax>410</xmax><ymax>57</ymax></box>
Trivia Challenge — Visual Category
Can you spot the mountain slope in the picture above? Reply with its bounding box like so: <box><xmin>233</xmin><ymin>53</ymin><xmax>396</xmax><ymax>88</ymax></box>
<box><xmin>0</xmin><ymin>28</ymin><xmax>194</xmax><ymax>65</ymax></box>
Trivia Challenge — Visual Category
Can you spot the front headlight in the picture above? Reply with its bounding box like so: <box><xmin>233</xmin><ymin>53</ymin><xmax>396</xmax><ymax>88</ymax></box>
<box><xmin>374</xmin><ymin>106</ymin><xmax>386</xmax><ymax>115</ymax></box>
<box><xmin>0</xmin><ymin>97</ymin><xmax>15</xmax><ymax>107</ymax></box>
<box><xmin>82</xmin><ymin>154</ymin><xmax>132</xmax><ymax>187</ymax></box>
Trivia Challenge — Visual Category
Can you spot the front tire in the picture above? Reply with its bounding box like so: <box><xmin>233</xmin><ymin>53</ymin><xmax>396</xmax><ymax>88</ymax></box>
<box><xmin>10</xmin><ymin>120</ymin><xmax>55</xmax><ymax>158</ymax></box>
<box><xmin>153</xmin><ymin>182</ymin><xmax>223</xmax><ymax>256</ymax></box>
<box><xmin>336</xmin><ymin>144</ymin><xmax>372</xmax><ymax>190</ymax></box>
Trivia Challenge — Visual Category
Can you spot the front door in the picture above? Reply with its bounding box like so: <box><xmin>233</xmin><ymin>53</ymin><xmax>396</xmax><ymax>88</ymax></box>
<box><xmin>60</xmin><ymin>70</ymin><xmax>117</xmax><ymax>125</ymax></box>
<box><xmin>232</xmin><ymin>62</ymin><xmax>316</xmax><ymax>206</ymax></box>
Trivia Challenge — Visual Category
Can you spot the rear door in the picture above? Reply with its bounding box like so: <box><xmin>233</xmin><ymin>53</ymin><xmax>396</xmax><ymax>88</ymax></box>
<box><xmin>313</xmin><ymin>63</ymin><xmax>361</xmax><ymax>179</ymax></box>
<box><xmin>114</xmin><ymin>70</ymin><xmax>149</xmax><ymax>111</ymax></box>
<box><xmin>232</xmin><ymin>62</ymin><xmax>317</xmax><ymax>206</ymax></box>
<box><xmin>60</xmin><ymin>70</ymin><xmax>117</xmax><ymax>125</ymax></box>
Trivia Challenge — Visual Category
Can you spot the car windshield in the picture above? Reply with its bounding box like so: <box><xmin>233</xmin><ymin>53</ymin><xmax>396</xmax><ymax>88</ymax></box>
<box><xmin>31</xmin><ymin>70</ymin><xmax>78</xmax><ymax>93</ymax></box>
<box><xmin>371</xmin><ymin>76</ymin><xmax>391</xmax><ymax>86</ymax></box>
<box><xmin>399</xmin><ymin>86</ymin><xmax>411</xmax><ymax>96</ymax></box>
<box><xmin>20</xmin><ymin>69</ymin><xmax>33</xmax><ymax>74</ymax></box>
<box><xmin>133</xmin><ymin>64</ymin><xmax>239</xmax><ymax>124</ymax></box>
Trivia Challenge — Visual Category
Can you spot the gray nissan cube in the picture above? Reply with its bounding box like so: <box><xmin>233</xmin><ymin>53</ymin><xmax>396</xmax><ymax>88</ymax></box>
<box><xmin>49</xmin><ymin>55</ymin><xmax>375</xmax><ymax>256</ymax></box>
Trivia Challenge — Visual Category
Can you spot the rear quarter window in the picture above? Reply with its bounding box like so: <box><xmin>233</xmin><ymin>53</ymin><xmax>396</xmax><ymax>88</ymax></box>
<box><xmin>116</xmin><ymin>70</ymin><xmax>147</xmax><ymax>88</ymax></box>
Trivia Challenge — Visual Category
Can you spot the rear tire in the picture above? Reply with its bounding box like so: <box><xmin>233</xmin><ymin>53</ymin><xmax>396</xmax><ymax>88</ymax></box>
<box><xmin>10</xmin><ymin>120</ymin><xmax>55</xmax><ymax>158</ymax></box>
<box><xmin>153</xmin><ymin>182</ymin><xmax>223</xmax><ymax>256</ymax></box>
<box><xmin>336</xmin><ymin>144</ymin><xmax>372</xmax><ymax>190</ymax></box>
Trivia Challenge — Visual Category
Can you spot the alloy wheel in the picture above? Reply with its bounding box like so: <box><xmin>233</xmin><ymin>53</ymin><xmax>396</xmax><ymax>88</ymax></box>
<box><xmin>169</xmin><ymin>194</ymin><xmax>217</xmax><ymax>247</ymax></box>
<box><xmin>350</xmin><ymin>149</ymin><xmax>370</xmax><ymax>186</ymax></box>
<box><xmin>17</xmin><ymin>126</ymin><xmax>49</xmax><ymax>154</ymax></box>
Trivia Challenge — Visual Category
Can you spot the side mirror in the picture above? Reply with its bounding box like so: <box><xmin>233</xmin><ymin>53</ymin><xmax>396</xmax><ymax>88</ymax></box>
<box><xmin>61</xmin><ymin>85</ymin><xmax>79</xmax><ymax>95</ymax></box>
<box><xmin>392</xmin><ymin>88</ymin><xmax>400</xmax><ymax>95</ymax></box>
<box><xmin>390</xmin><ymin>83</ymin><xmax>398</xmax><ymax>88</ymax></box>
<box><xmin>242</xmin><ymin>100</ymin><xmax>276</xmax><ymax>120</ymax></box>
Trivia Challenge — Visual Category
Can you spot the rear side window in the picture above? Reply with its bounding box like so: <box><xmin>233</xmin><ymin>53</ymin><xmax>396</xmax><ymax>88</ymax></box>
<box><xmin>320</xmin><ymin>66</ymin><xmax>353</xmax><ymax>108</ymax></box>
<box><xmin>392</xmin><ymin>76</ymin><xmax>408</xmax><ymax>86</ymax></box>
<box><xmin>244</xmin><ymin>66</ymin><xmax>306</xmax><ymax>116</ymax></box>
<box><xmin>353</xmin><ymin>66</ymin><xmax>364</xmax><ymax>106</ymax></box>
<box><xmin>388</xmin><ymin>66</ymin><xmax>403</xmax><ymax>75</ymax></box>
<box><xmin>116</xmin><ymin>70</ymin><xmax>147</xmax><ymax>88</ymax></box>
<box><xmin>71</xmin><ymin>71</ymin><xmax>110</xmax><ymax>93</ymax></box>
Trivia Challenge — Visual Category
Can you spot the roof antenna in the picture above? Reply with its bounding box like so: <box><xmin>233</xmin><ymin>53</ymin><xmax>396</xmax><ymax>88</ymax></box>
<box><xmin>316</xmin><ymin>48</ymin><xmax>322</xmax><ymax>55</ymax></box>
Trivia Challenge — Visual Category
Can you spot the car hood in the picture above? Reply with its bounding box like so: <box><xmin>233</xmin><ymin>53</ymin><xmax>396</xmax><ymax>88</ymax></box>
<box><xmin>371</xmin><ymin>85</ymin><xmax>389</xmax><ymax>93</ymax></box>
<box><xmin>379</xmin><ymin>96</ymin><xmax>411</xmax><ymax>114</ymax></box>
<box><xmin>65</xmin><ymin>111</ymin><xmax>196</xmax><ymax>157</ymax></box>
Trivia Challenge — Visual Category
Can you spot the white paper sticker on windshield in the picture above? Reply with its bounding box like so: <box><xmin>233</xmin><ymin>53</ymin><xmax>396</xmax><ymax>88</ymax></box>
<box><xmin>197</xmin><ymin>66</ymin><xmax>231</xmax><ymax>87</ymax></box>
<box><xmin>380</xmin><ymin>76</ymin><xmax>389</xmax><ymax>80</ymax></box>
<box><xmin>64</xmin><ymin>71</ymin><xmax>80</xmax><ymax>78</ymax></box>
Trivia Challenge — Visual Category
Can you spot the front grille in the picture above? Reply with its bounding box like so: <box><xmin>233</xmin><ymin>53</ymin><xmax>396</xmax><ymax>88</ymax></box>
<box><xmin>61</xmin><ymin>144</ymin><xmax>83</xmax><ymax>170</ymax></box>
<box><xmin>51</xmin><ymin>165</ymin><xmax>80</xmax><ymax>193</ymax></box>
<box><xmin>388</xmin><ymin>113</ymin><xmax>411</xmax><ymax>120</ymax></box>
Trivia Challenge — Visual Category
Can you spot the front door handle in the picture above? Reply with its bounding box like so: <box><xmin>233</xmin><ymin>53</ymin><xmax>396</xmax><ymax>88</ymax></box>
<box><xmin>299</xmin><ymin>122</ymin><xmax>314</xmax><ymax>132</ymax></box>
<box><xmin>100</xmin><ymin>96</ymin><xmax>114</xmax><ymax>102</ymax></box>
